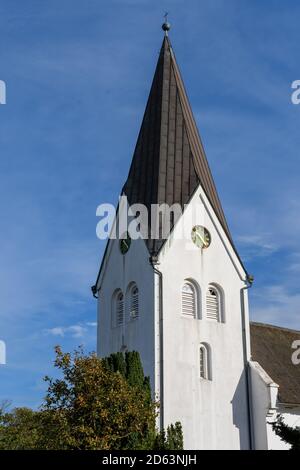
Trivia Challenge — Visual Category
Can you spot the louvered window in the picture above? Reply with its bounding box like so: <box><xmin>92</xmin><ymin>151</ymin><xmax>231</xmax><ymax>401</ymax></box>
<box><xmin>200</xmin><ymin>345</ymin><xmax>207</xmax><ymax>379</ymax></box>
<box><xmin>199</xmin><ymin>343</ymin><xmax>211</xmax><ymax>380</ymax></box>
<box><xmin>130</xmin><ymin>286</ymin><xmax>139</xmax><ymax>319</ymax></box>
<box><xmin>182</xmin><ymin>282</ymin><xmax>196</xmax><ymax>317</ymax></box>
<box><xmin>116</xmin><ymin>292</ymin><xmax>124</xmax><ymax>326</ymax></box>
<box><xmin>206</xmin><ymin>287</ymin><xmax>219</xmax><ymax>321</ymax></box>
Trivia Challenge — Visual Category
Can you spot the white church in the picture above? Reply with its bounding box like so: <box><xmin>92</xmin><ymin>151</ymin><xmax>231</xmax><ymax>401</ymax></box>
<box><xmin>93</xmin><ymin>25</ymin><xmax>300</xmax><ymax>450</ymax></box>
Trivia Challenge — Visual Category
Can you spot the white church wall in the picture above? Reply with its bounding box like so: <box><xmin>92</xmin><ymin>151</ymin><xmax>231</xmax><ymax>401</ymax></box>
<box><xmin>249</xmin><ymin>361</ymin><xmax>300</xmax><ymax>450</ymax></box>
<box><xmin>97</xmin><ymin>228</ymin><xmax>156</xmax><ymax>389</ymax></box>
<box><xmin>249</xmin><ymin>361</ymin><xmax>278</xmax><ymax>449</ymax></box>
<box><xmin>157</xmin><ymin>185</ymin><xmax>251</xmax><ymax>450</ymax></box>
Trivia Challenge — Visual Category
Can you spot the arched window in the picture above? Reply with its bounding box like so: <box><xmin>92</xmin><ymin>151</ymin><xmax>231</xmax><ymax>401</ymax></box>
<box><xmin>129</xmin><ymin>285</ymin><xmax>139</xmax><ymax>320</ymax></box>
<box><xmin>182</xmin><ymin>281</ymin><xmax>197</xmax><ymax>317</ymax></box>
<box><xmin>206</xmin><ymin>285</ymin><xmax>222</xmax><ymax>321</ymax></box>
<box><xmin>116</xmin><ymin>291</ymin><xmax>124</xmax><ymax>325</ymax></box>
<box><xmin>112</xmin><ymin>289</ymin><xmax>124</xmax><ymax>327</ymax></box>
<box><xmin>199</xmin><ymin>343</ymin><xmax>211</xmax><ymax>380</ymax></box>
<box><xmin>199</xmin><ymin>345</ymin><xmax>207</xmax><ymax>379</ymax></box>
<box><xmin>125</xmin><ymin>282</ymin><xmax>139</xmax><ymax>322</ymax></box>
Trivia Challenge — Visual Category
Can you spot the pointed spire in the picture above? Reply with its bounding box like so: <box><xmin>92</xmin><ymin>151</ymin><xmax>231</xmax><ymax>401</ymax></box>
<box><xmin>122</xmin><ymin>33</ymin><xmax>233</xmax><ymax>254</ymax></box>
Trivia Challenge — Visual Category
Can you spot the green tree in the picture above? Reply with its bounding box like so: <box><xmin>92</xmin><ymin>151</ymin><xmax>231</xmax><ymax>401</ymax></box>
<box><xmin>125</xmin><ymin>351</ymin><xmax>145</xmax><ymax>388</ymax></box>
<box><xmin>165</xmin><ymin>422</ymin><xmax>184</xmax><ymax>450</ymax></box>
<box><xmin>103</xmin><ymin>351</ymin><xmax>126</xmax><ymax>378</ymax></box>
<box><xmin>0</xmin><ymin>348</ymin><xmax>184</xmax><ymax>450</ymax></box>
<box><xmin>41</xmin><ymin>346</ymin><xmax>157</xmax><ymax>450</ymax></box>
<box><xmin>102</xmin><ymin>351</ymin><xmax>155</xmax><ymax>449</ymax></box>
<box><xmin>0</xmin><ymin>407</ymin><xmax>42</xmax><ymax>450</ymax></box>
<box><xmin>105</xmin><ymin>351</ymin><xmax>151</xmax><ymax>402</ymax></box>
<box><xmin>153</xmin><ymin>422</ymin><xmax>184</xmax><ymax>450</ymax></box>
<box><xmin>272</xmin><ymin>415</ymin><xmax>300</xmax><ymax>450</ymax></box>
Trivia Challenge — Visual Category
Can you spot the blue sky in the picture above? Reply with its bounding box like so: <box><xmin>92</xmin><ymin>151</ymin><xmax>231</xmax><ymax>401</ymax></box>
<box><xmin>0</xmin><ymin>0</ymin><xmax>300</xmax><ymax>408</ymax></box>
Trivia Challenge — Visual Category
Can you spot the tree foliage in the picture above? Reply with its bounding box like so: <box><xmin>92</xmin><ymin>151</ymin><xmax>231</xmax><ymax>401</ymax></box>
<box><xmin>103</xmin><ymin>351</ymin><xmax>151</xmax><ymax>402</ymax></box>
<box><xmin>0</xmin><ymin>407</ymin><xmax>43</xmax><ymax>450</ymax></box>
<box><xmin>0</xmin><ymin>348</ymin><xmax>183</xmax><ymax>450</ymax></box>
<box><xmin>40</xmin><ymin>346</ymin><xmax>156</xmax><ymax>449</ymax></box>
<box><xmin>154</xmin><ymin>422</ymin><xmax>184</xmax><ymax>450</ymax></box>
<box><xmin>272</xmin><ymin>415</ymin><xmax>300</xmax><ymax>450</ymax></box>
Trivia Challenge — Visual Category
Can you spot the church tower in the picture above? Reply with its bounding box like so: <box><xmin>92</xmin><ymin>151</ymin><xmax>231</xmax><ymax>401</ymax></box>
<box><xmin>93</xmin><ymin>24</ymin><xmax>253</xmax><ymax>450</ymax></box>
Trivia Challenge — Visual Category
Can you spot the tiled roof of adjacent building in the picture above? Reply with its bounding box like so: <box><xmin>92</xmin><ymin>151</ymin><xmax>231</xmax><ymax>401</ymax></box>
<box><xmin>250</xmin><ymin>322</ymin><xmax>300</xmax><ymax>405</ymax></box>
<box><xmin>122</xmin><ymin>36</ymin><xmax>233</xmax><ymax>255</ymax></box>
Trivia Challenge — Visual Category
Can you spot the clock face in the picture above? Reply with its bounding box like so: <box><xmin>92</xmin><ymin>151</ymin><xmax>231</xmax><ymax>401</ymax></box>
<box><xmin>191</xmin><ymin>225</ymin><xmax>211</xmax><ymax>249</ymax></box>
<box><xmin>119</xmin><ymin>232</ymin><xmax>131</xmax><ymax>255</ymax></box>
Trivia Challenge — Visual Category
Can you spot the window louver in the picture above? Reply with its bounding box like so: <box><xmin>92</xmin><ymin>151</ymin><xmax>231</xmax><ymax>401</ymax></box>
<box><xmin>130</xmin><ymin>287</ymin><xmax>139</xmax><ymax>319</ymax></box>
<box><xmin>206</xmin><ymin>287</ymin><xmax>219</xmax><ymax>321</ymax></box>
<box><xmin>200</xmin><ymin>346</ymin><xmax>207</xmax><ymax>379</ymax></box>
<box><xmin>182</xmin><ymin>283</ymin><xmax>196</xmax><ymax>317</ymax></box>
<box><xmin>116</xmin><ymin>293</ymin><xmax>124</xmax><ymax>325</ymax></box>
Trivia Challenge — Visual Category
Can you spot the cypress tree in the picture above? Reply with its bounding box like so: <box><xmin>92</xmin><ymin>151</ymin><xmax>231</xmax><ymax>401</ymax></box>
<box><xmin>102</xmin><ymin>352</ymin><xmax>126</xmax><ymax>377</ymax></box>
<box><xmin>102</xmin><ymin>350</ymin><xmax>184</xmax><ymax>450</ymax></box>
<box><xmin>111</xmin><ymin>352</ymin><xmax>126</xmax><ymax>377</ymax></box>
<box><xmin>166</xmin><ymin>422</ymin><xmax>184</xmax><ymax>450</ymax></box>
<box><xmin>153</xmin><ymin>422</ymin><xmax>184</xmax><ymax>450</ymax></box>
<box><xmin>125</xmin><ymin>351</ymin><xmax>145</xmax><ymax>389</ymax></box>
<box><xmin>272</xmin><ymin>415</ymin><xmax>300</xmax><ymax>450</ymax></box>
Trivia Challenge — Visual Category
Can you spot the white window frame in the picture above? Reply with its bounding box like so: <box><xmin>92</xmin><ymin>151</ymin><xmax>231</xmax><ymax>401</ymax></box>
<box><xmin>125</xmin><ymin>282</ymin><xmax>140</xmax><ymax>322</ymax></box>
<box><xmin>116</xmin><ymin>291</ymin><xmax>124</xmax><ymax>326</ymax></box>
<box><xmin>111</xmin><ymin>289</ymin><xmax>124</xmax><ymax>328</ymax></box>
<box><xmin>181</xmin><ymin>281</ymin><xmax>197</xmax><ymax>318</ymax></box>
<box><xmin>199</xmin><ymin>343</ymin><xmax>212</xmax><ymax>380</ymax></box>
<box><xmin>206</xmin><ymin>284</ymin><xmax>224</xmax><ymax>322</ymax></box>
<box><xmin>129</xmin><ymin>284</ymin><xmax>139</xmax><ymax>321</ymax></box>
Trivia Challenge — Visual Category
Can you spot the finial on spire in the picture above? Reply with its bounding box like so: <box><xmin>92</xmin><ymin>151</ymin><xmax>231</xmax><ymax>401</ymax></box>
<box><xmin>162</xmin><ymin>12</ymin><xmax>171</xmax><ymax>35</ymax></box>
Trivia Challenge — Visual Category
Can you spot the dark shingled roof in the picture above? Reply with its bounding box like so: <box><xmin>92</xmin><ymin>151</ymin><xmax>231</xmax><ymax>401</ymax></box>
<box><xmin>250</xmin><ymin>322</ymin><xmax>300</xmax><ymax>405</ymax></box>
<box><xmin>122</xmin><ymin>36</ymin><xmax>233</xmax><ymax>255</ymax></box>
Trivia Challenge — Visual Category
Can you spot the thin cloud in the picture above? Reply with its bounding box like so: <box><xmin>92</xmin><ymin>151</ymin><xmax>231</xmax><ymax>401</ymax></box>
<box><xmin>45</xmin><ymin>323</ymin><xmax>92</xmax><ymax>339</ymax></box>
<box><xmin>86</xmin><ymin>322</ymin><xmax>97</xmax><ymax>327</ymax></box>
<box><xmin>251</xmin><ymin>284</ymin><xmax>300</xmax><ymax>331</ymax></box>
<box><xmin>236</xmin><ymin>234</ymin><xmax>278</xmax><ymax>261</ymax></box>
<box><xmin>46</xmin><ymin>327</ymin><xmax>65</xmax><ymax>337</ymax></box>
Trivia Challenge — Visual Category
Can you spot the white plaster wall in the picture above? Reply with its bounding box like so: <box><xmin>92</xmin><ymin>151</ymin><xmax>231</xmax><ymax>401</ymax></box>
<box><xmin>158</xmin><ymin>185</ymin><xmax>250</xmax><ymax>450</ymax></box>
<box><xmin>250</xmin><ymin>360</ymin><xmax>300</xmax><ymax>450</ymax></box>
<box><xmin>249</xmin><ymin>361</ymin><xmax>276</xmax><ymax>449</ymax></box>
<box><xmin>97</xmin><ymin>231</ymin><xmax>156</xmax><ymax>390</ymax></box>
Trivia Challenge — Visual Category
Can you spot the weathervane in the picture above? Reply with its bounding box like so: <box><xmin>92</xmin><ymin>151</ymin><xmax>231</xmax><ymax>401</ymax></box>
<box><xmin>162</xmin><ymin>12</ymin><xmax>171</xmax><ymax>35</ymax></box>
